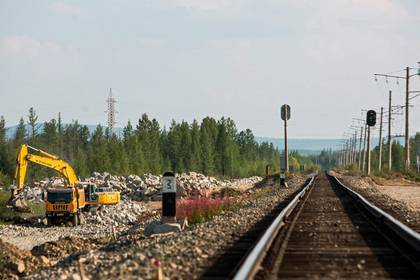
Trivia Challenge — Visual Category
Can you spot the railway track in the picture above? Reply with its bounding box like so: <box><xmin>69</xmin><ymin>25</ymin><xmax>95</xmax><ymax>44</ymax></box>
<box><xmin>204</xmin><ymin>172</ymin><xmax>420</xmax><ymax>279</ymax></box>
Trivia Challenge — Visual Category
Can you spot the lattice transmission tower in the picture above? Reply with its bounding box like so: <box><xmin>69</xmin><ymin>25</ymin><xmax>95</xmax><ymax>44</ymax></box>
<box><xmin>106</xmin><ymin>88</ymin><xmax>117</xmax><ymax>135</ymax></box>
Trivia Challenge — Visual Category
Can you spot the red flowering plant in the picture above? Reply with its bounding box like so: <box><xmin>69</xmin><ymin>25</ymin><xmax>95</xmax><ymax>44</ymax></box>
<box><xmin>176</xmin><ymin>189</ymin><xmax>245</xmax><ymax>223</ymax></box>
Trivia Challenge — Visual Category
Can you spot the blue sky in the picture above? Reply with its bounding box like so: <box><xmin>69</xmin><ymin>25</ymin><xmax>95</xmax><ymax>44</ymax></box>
<box><xmin>0</xmin><ymin>0</ymin><xmax>419</xmax><ymax>138</ymax></box>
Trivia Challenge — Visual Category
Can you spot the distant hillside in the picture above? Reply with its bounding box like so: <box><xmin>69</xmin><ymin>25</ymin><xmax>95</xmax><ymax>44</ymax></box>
<box><xmin>256</xmin><ymin>137</ymin><xmax>343</xmax><ymax>153</ymax></box>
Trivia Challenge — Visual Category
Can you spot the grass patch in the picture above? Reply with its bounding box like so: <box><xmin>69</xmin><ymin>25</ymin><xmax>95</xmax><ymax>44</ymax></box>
<box><xmin>0</xmin><ymin>190</ymin><xmax>45</xmax><ymax>223</ymax></box>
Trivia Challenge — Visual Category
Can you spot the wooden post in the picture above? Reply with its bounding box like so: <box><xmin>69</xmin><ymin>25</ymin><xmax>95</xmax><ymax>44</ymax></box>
<box><xmin>77</xmin><ymin>259</ymin><xmax>86</xmax><ymax>280</ymax></box>
<box><xmin>112</xmin><ymin>226</ymin><xmax>117</xmax><ymax>241</ymax></box>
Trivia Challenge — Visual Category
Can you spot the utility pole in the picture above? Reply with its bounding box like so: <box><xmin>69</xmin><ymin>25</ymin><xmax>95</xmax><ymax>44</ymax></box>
<box><xmin>367</xmin><ymin>125</ymin><xmax>372</xmax><ymax>175</ymax></box>
<box><xmin>378</xmin><ymin>107</ymin><xmax>384</xmax><ymax>172</ymax></box>
<box><xmin>347</xmin><ymin>140</ymin><xmax>352</xmax><ymax>166</ymax></box>
<box><xmin>350</xmin><ymin>134</ymin><xmax>354</xmax><ymax>165</ymax></box>
<box><xmin>405</xmin><ymin>67</ymin><xmax>410</xmax><ymax>172</ymax></box>
<box><xmin>358</xmin><ymin>126</ymin><xmax>363</xmax><ymax>170</ymax></box>
<box><xmin>387</xmin><ymin>91</ymin><xmax>392</xmax><ymax>172</ymax></box>
<box><xmin>351</xmin><ymin>130</ymin><xmax>357</xmax><ymax>165</ymax></box>
<box><xmin>343</xmin><ymin>142</ymin><xmax>347</xmax><ymax>166</ymax></box>
<box><xmin>362</xmin><ymin>125</ymin><xmax>367</xmax><ymax>172</ymax></box>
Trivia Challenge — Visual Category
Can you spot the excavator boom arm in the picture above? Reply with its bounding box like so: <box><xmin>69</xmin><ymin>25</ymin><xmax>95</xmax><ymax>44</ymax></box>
<box><xmin>14</xmin><ymin>144</ymin><xmax>78</xmax><ymax>192</ymax></box>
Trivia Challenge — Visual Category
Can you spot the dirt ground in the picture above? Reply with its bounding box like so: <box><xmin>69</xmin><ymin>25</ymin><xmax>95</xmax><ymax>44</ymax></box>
<box><xmin>374</xmin><ymin>185</ymin><xmax>420</xmax><ymax>212</ymax></box>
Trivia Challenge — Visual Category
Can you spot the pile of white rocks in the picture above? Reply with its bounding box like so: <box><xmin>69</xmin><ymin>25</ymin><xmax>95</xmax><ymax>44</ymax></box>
<box><xmin>20</xmin><ymin>172</ymin><xmax>262</xmax><ymax>202</ymax></box>
<box><xmin>87</xmin><ymin>171</ymin><xmax>262</xmax><ymax>200</ymax></box>
<box><xmin>84</xmin><ymin>200</ymin><xmax>148</xmax><ymax>227</ymax></box>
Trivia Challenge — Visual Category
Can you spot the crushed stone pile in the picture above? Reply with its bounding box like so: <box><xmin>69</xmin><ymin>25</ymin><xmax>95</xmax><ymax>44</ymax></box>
<box><xmin>84</xmin><ymin>200</ymin><xmax>148</xmax><ymax>227</ymax></box>
<box><xmin>86</xmin><ymin>171</ymin><xmax>262</xmax><ymax>200</ymax></box>
<box><xmin>20</xmin><ymin>172</ymin><xmax>262</xmax><ymax>202</ymax></box>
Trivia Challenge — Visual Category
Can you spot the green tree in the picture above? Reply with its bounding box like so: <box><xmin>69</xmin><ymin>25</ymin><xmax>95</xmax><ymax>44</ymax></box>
<box><xmin>190</xmin><ymin>120</ymin><xmax>202</xmax><ymax>171</ymax></box>
<box><xmin>89</xmin><ymin>125</ymin><xmax>111</xmax><ymax>172</ymax></box>
<box><xmin>0</xmin><ymin>116</ymin><xmax>13</xmax><ymax>178</ymax></box>
<box><xmin>14</xmin><ymin>118</ymin><xmax>27</xmax><ymax>147</ymax></box>
<box><xmin>27</xmin><ymin>107</ymin><xmax>39</xmax><ymax>144</ymax></box>
<box><xmin>200</xmin><ymin>122</ymin><xmax>215</xmax><ymax>175</ymax></box>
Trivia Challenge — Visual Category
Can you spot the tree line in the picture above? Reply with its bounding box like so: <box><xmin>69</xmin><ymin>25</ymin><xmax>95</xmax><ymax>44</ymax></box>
<box><xmin>338</xmin><ymin>133</ymin><xmax>420</xmax><ymax>178</ymax></box>
<box><xmin>369</xmin><ymin>134</ymin><xmax>420</xmax><ymax>174</ymax></box>
<box><xmin>0</xmin><ymin>108</ymin><xmax>283</xmax><ymax>184</ymax></box>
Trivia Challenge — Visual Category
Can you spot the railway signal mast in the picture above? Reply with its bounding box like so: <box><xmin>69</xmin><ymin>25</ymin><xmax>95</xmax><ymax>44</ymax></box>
<box><xmin>366</xmin><ymin>110</ymin><xmax>377</xmax><ymax>176</ymax></box>
<box><xmin>280</xmin><ymin>104</ymin><xmax>290</xmax><ymax>187</ymax></box>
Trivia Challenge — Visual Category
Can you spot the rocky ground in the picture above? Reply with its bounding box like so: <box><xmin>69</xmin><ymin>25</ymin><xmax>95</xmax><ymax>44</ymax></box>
<box><xmin>0</xmin><ymin>172</ymin><xmax>309</xmax><ymax>279</ymax></box>
<box><xmin>331</xmin><ymin>170</ymin><xmax>420</xmax><ymax>232</ymax></box>
<box><xmin>0</xmin><ymin>200</ymin><xmax>153</xmax><ymax>251</ymax></box>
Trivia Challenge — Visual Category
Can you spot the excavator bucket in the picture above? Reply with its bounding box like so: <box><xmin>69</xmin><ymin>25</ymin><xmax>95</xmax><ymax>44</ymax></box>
<box><xmin>7</xmin><ymin>189</ymin><xmax>31</xmax><ymax>213</ymax></box>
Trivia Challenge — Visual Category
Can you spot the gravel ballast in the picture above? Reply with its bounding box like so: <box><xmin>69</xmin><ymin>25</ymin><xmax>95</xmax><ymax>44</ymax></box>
<box><xmin>1</xmin><ymin>175</ymin><xmax>309</xmax><ymax>279</ymax></box>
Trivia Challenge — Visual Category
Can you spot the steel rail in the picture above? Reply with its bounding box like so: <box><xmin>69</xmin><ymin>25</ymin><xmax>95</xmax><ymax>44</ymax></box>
<box><xmin>332</xmin><ymin>175</ymin><xmax>420</xmax><ymax>251</ymax></box>
<box><xmin>233</xmin><ymin>175</ymin><xmax>316</xmax><ymax>280</ymax></box>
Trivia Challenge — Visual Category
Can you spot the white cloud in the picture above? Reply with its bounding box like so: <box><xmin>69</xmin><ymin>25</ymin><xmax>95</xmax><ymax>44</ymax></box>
<box><xmin>50</xmin><ymin>2</ymin><xmax>81</xmax><ymax>16</ymax></box>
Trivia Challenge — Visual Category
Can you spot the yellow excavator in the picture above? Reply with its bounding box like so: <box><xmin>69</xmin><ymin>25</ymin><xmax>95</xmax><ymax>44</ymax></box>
<box><xmin>8</xmin><ymin>144</ymin><xmax>120</xmax><ymax>226</ymax></box>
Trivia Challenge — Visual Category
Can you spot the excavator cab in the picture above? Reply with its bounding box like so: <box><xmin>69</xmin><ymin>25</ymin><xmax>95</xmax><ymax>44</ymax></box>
<box><xmin>85</xmin><ymin>184</ymin><xmax>99</xmax><ymax>203</ymax></box>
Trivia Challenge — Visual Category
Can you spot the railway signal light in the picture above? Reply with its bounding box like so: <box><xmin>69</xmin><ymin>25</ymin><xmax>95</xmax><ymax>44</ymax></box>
<box><xmin>280</xmin><ymin>104</ymin><xmax>291</xmax><ymax>121</ymax></box>
<box><xmin>366</xmin><ymin>110</ymin><xmax>376</xmax><ymax>126</ymax></box>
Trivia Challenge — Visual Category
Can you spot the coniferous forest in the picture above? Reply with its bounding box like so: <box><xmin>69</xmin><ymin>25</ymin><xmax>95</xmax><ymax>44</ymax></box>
<box><xmin>0</xmin><ymin>108</ymin><xmax>282</xmax><ymax>184</ymax></box>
